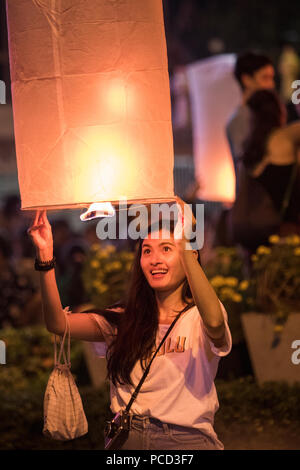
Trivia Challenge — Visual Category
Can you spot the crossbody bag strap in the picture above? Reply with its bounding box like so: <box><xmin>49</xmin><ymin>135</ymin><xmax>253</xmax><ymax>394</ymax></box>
<box><xmin>124</xmin><ymin>303</ymin><xmax>191</xmax><ymax>413</ymax></box>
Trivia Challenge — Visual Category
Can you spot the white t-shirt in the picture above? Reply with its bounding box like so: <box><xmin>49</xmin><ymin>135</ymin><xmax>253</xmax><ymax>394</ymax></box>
<box><xmin>91</xmin><ymin>300</ymin><xmax>232</xmax><ymax>449</ymax></box>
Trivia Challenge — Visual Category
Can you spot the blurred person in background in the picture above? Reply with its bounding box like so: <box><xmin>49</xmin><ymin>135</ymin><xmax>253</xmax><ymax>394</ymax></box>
<box><xmin>226</xmin><ymin>51</ymin><xmax>275</xmax><ymax>195</ymax></box>
<box><xmin>239</xmin><ymin>89</ymin><xmax>300</xmax><ymax>243</ymax></box>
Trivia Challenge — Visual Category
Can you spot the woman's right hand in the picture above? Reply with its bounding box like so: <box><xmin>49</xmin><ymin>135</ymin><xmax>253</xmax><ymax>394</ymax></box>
<box><xmin>27</xmin><ymin>210</ymin><xmax>53</xmax><ymax>256</ymax></box>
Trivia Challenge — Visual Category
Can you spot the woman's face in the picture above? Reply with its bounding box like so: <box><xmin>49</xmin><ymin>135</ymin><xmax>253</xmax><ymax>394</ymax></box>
<box><xmin>140</xmin><ymin>228</ymin><xmax>186</xmax><ymax>292</ymax></box>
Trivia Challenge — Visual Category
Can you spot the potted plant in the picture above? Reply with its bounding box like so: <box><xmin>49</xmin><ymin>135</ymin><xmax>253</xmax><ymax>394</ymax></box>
<box><xmin>240</xmin><ymin>234</ymin><xmax>300</xmax><ymax>385</ymax></box>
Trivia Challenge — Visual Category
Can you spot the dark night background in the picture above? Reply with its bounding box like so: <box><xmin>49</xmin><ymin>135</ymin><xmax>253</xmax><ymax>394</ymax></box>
<box><xmin>1</xmin><ymin>0</ymin><xmax>300</xmax><ymax>98</ymax></box>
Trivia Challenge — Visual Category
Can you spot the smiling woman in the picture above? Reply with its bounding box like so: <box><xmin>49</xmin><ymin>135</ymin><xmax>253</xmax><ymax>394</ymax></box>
<box><xmin>28</xmin><ymin>201</ymin><xmax>232</xmax><ymax>450</ymax></box>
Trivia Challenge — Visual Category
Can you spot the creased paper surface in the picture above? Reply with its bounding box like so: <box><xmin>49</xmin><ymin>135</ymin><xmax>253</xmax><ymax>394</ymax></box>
<box><xmin>6</xmin><ymin>0</ymin><xmax>174</xmax><ymax>210</ymax></box>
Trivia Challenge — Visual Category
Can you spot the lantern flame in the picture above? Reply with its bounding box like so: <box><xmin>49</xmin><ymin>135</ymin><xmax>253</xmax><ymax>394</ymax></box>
<box><xmin>80</xmin><ymin>202</ymin><xmax>115</xmax><ymax>221</ymax></box>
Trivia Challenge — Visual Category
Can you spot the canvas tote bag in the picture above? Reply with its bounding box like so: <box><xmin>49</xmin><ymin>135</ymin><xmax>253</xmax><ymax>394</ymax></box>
<box><xmin>43</xmin><ymin>307</ymin><xmax>88</xmax><ymax>440</ymax></box>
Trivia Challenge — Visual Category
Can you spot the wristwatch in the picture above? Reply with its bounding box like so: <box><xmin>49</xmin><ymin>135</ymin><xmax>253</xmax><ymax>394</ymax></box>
<box><xmin>34</xmin><ymin>256</ymin><xmax>56</xmax><ymax>271</ymax></box>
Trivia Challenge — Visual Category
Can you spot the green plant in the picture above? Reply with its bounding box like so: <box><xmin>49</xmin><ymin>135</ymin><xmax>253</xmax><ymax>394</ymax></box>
<box><xmin>205</xmin><ymin>246</ymin><xmax>245</xmax><ymax>280</ymax></box>
<box><xmin>209</xmin><ymin>275</ymin><xmax>253</xmax><ymax>344</ymax></box>
<box><xmin>215</xmin><ymin>376</ymin><xmax>300</xmax><ymax>426</ymax></box>
<box><xmin>206</xmin><ymin>246</ymin><xmax>252</xmax><ymax>343</ymax></box>
<box><xmin>249</xmin><ymin>234</ymin><xmax>300</xmax><ymax>331</ymax></box>
<box><xmin>81</xmin><ymin>244</ymin><xmax>135</xmax><ymax>308</ymax></box>
<box><xmin>0</xmin><ymin>325</ymin><xmax>85</xmax><ymax>394</ymax></box>
<box><xmin>207</xmin><ymin>235</ymin><xmax>300</xmax><ymax>339</ymax></box>
<box><xmin>0</xmin><ymin>384</ymin><xmax>110</xmax><ymax>450</ymax></box>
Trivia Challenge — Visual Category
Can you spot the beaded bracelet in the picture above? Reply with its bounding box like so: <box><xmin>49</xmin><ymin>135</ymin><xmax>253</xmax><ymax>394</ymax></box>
<box><xmin>34</xmin><ymin>256</ymin><xmax>56</xmax><ymax>271</ymax></box>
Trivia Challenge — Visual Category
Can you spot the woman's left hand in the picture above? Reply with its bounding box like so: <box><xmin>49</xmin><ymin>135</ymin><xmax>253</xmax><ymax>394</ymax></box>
<box><xmin>174</xmin><ymin>196</ymin><xmax>196</xmax><ymax>250</ymax></box>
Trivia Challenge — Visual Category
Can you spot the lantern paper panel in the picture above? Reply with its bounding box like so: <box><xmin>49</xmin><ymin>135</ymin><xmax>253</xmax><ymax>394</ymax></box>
<box><xmin>186</xmin><ymin>54</ymin><xmax>242</xmax><ymax>203</ymax></box>
<box><xmin>6</xmin><ymin>0</ymin><xmax>175</xmax><ymax>210</ymax></box>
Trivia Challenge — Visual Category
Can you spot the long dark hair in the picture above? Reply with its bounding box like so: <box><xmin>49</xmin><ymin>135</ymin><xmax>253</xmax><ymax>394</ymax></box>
<box><xmin>242</xmin><ymin>89</ymin><xmax>283</xmax><ymax>170</ymax></box>
<box><xmin>101</xmin><ymin>218</ymin><xmax>201</xmax><ymax>387</ymax></box>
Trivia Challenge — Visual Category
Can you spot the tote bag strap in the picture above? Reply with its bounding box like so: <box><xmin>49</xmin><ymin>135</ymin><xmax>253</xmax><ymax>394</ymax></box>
<box><xmin>54</xmin><ymin>309</ymin><xmax>71</xmax><ymax>368</ymax></box>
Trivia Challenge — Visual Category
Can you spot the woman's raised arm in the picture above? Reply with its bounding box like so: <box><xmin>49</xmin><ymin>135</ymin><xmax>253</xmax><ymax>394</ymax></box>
<box><xmin>285</xmin><ymin>121</ymin><xmax>300</xmax><ymax>150</ymax></box>
<box><xmin>27</xmin><ymin>210</ymin><xmax>105</xmax><ymax>341</ymax></box>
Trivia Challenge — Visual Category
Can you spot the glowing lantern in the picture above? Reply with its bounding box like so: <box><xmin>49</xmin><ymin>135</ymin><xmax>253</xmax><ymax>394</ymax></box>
<box><xmin>186</xmin><ymin>54</ymin><xmax>242</xmax><ymax>203</ymax></box>
<box><xmin>6</xmin><ymin>0</ymin><xmax>175</xmax><ymax>212</ymax></box>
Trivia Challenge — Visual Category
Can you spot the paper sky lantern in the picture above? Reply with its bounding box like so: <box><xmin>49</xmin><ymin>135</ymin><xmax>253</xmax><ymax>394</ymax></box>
<box><xmin>186</xmin><ymin>54</ymin><xmax>242</xmax><ymax>203</ymax></box>
<box><xmin>6</xmin><ymin>0</ymin><xmax>175</xmax><ymax>211</ymax></box>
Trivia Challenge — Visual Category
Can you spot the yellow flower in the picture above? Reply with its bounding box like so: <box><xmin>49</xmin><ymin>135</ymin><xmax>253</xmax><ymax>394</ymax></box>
<box><xmin>98</xmin><ymin>284</ymin><xmax>108</xmax><ymax>294</ymax></box>
<box><xmin>91</xmin><ymin>243</ymin><xmax>100</xmax><ymax>251</ymax></box>
<box><xmin>105</xmin><ymin>244</ymin><xmax>116</xmax><ymax>254</ymax></box>
<box><xmin>257</xmin><ymin>246</ymin><xmax>271</xmax><ymax>255</ymax></box>
<box><xmin>92</xmin><ymin>280</ymin><xmax>102</xmax><ymax>288</ymax></box>
<box><xmin>210</xmin><ymin>276</ymin><xmax>225</xmax><ymax>288</ymax></box>
<box><xmin>92</xmin><ymin>280</ymin><xmax>108</xmax><ymax>293</ymax></box>
<box><xmin>239</xmin><ymin>280</ymin><xmax>249</xmax><ymax>291</ymax></box>
<box><xmin>91</xmin><ymin>259</ymin><xmax>100</xmax><ymax>268</ymax></box>
<box><xmin>98</xmin><ymin>249</ymin><xmax>109</xmax><ymax>259</ymax></box>
<box><xmin>220</xmin><ymin>287</ymin><xmax>235</xmax><ymax>299</ymax></box>
<box><xmin>251</xmin><ymin>255</ymin><xmax>258</xmax><ymax>262</ymax></box>
<box><xmin>42</xmin><ymin>358</ymin><xmax>53</xmax><ymax>368</ymax></box>
<box><xmin>232</xmin><ymin>293</ymin><xmax>242</xmax><ymax>303</ymax></box>
<box><xmin>104</xmin><ymin>261</ymin><xmax>122</xmax><ymax>272</ymax></box>
<box><xmin>125</xmin><ymin>262</ymin><xmax>133</xmax><ymax>271</ymax></box>
<box><xmin>285</xmin><ymin>235</ymin><xmax>300</xmax><ymax>245</ymax></box>
<box><xmin>294</xmin><ymin>247</ymin><xmax>300</xmax><ymax>256</ymax></box>
<box><xmin>112</xmin><ymin>261</ymin><xmax>122</xmax><ymax>270</ymax></box>
<box><xmin>274</xmin><ymin>324</ymin><xmax>284</xmax><ymax>333</ymax></box>
<box><xmin>224</xmin><ymin>277</ymin><xmax>238</xmax><ymax>287</ymax></box>
<box><xmin>104</xmin><ymin>263</ymin><xmax>114</xmax><ymax>272</ymax></box>
<box><xmin>268</xmin><ymin>234</ymin><xmax>280</xmax><ymax>244</ymax></box>
<box><xmin>291</xmin><ymin>235</ymin><xmax>300</xmax><ymax>245</ymax></box>
<box><xmin>122</xmin><ymin>252</ymin><xmax>135</xmax><ymax>261</ymax></box>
